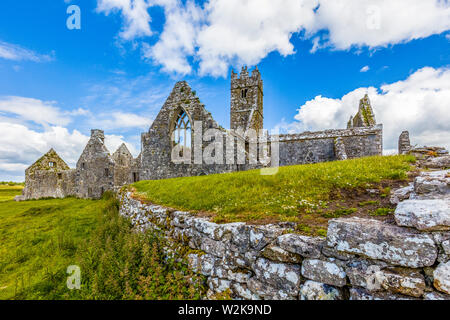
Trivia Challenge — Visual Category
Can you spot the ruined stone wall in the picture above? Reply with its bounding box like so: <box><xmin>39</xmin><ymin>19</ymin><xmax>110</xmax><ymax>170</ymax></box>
<box><xmin>22</xmin><ymin>169</ymin><xmax>77</xmax><ymax>199</ymax></box>
<box><xmin>21</xmin><ymin>148</ymin><xmax>77</xmax><ymax>200</ymax></box>
<box><xmin>76</xmin><ymin>130</ymin><xmax>115</xmax><ymax>199</ymax></box>
<box><xmin>113</xmin><ymin>144</ymin><xmax>134</xmax><ymax>187</ymax></box>
<box><xmin>277</xmin><ymin>125</ymin><xmax>383</xmax><ymax>166</ymax></box>
<box><xmin>119</xmin><ymin>166</ymin><xmax>450</xmax><ymax>300</ymax></box>
<box><xmin>140</xmin><ymin>81</ymin><xmax>237</xmax><ymax>181</ymax></box>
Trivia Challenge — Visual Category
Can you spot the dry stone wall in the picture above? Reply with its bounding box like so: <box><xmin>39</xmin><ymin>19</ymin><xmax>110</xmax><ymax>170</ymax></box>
<box><xmin>118</xmin><ymin>163</ymin><xmax>450</xmax><ymax>300</ymax></box>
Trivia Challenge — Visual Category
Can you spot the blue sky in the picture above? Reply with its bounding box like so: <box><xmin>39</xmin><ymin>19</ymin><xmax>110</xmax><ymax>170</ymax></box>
<box><xmin>0</xmin><ymin>0</ymin><xmax>449</xmax><ymax>181</ymax></box>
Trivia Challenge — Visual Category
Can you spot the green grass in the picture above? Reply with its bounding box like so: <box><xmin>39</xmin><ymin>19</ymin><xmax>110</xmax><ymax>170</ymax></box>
<box><xmin>370</xmin><ymin>207</ymin><xmax>395</xmax><ymax>216</ymax></box>
<box><xmin>133</xmin><ymin>155</ymin><xmax>415</xmax><ymax>224</ymax></box>
<box><xmin>0</xmin><ymin>193</ymin><xmax>206</xmax><ymax>300</ymax></box>
<box><xmin>0</xmin><ymin>196</ymin><xmax>101</xmax><ymax>299</ymax></box>
<box><xmin>0</xmin><ymin>185</ymin><xmax>23</xmax><ymax>202</ymax></box>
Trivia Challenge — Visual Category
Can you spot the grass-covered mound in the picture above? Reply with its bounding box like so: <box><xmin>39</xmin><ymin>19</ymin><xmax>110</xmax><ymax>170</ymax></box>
<box><xmin>0</xmin><ymin>193</ymin><xmax>206</xmax><ymax>300</ymax></box>
<box><xmin>133</xmin><ymin>155</ymin><xmax>416</xmax><ymax>235</ymax></box>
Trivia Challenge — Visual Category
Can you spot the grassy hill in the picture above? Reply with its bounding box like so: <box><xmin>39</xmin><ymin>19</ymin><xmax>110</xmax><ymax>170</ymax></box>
<box><xmin>133</xmin><ymin>155</ymin><xmax>416</xmax><ymax>236</ymax></box>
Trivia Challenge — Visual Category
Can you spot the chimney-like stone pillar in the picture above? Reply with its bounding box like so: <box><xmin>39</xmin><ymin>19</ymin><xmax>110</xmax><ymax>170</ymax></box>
<box><xmin>91</xmin><ymin>129</ymin><xmax>105</xmax><ymax>144</ymax></box>
<box><xmin>398</xmin><ymin>131</ymin><xmax>411</xmax><ymax>155</ymax></box>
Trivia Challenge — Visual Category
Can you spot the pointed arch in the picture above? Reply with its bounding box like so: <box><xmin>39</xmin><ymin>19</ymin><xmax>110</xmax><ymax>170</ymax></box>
<box><xmin>170</xmin><ymin>107</ymin><xmax>192</xmax><ymax>152</ymax></box>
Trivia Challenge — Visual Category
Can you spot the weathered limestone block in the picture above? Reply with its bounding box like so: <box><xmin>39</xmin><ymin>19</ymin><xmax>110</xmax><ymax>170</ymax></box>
<box><xmin>230</xmin><ymin>224</ymin><xmax>251</xmax><ymax>252</ymax></box>
<box><xmin>299</xmin><ymin>280</ymin><xmax>343</xmax><ymax>300</ymax></box>
<box><xmin>424</xmin><ymin>155</ymin><xmax>450</xmax><ymax>169</ymax></box>
<box><xmin>14</xmin><ymin>195</ymin><xmax>25</xmax><ymax>202</ymax></box>
<box><xmin>301</xmin><ymin>259</ymin><xmax>346</xmax><ymax>287</ymax></box>
<box><xmin>390</xmin><ymin>184</ymin><xmax>414</xmax><ymax>205</ymax></box>
<box><xmin>349</xmin><ymin>287</ymin><xmax>418</xmax><ymax>300</ymax></box>
<box><xmin>262</xmin><ymin>244</ymin><xmax>302</xmax><ymax>264</ymax></box>
<box><xmin>231</xmin><ymin>282</ymin><xmax>260</xmax><ymax>300</ymax></box>
<box><xmin>249</xmin><ymin>225</ymin><xmax>285</xmax><ymax>251</ymax></box>
<box><xmin>424</xmin><ymin>291</ymin><xmax>450</xmax><ymax>300</ymax></box>
<box><xmin>443</xmin><ymin>240</ymin><xmax>450</xmax><ymax>255</ymax></box>
<box><xmin>346</xmin><ymin>260</ymin><xmax>387</xmax><ymax>289</ymax></box>
<box><xmin>212</xmin><ymin>263</ymin><xmax>253</xmax><ymax>283</ymax></box>
<box><xmin>187</xmin><ymin>253</ymin><xmax>217</xmax><ymax>277</ymax></box>
<box><xmin>378</xmin><ymin>268</ymin><xmax>426</xmax><ymax>298</ymax></box>
<box><xmin>170</xmin><ymin>211</ymin><xmax>195</xmax><ymax>229</ymax></box>
<box><xmin>275</xmin><ymin>233</ymin><xmax>324</xmax><ymax>259</ymax></box>
<box><xmin>327</xmin><ymin>217</ymin><xmax>437</xmax><ymax>268</ymax></box>
<box><xmin>432</xmin><ymin>232</ymin><xmax>450</xmax><ymax>263</ymax></box>
<box><xmin>395</xmin><ymin>199</ymin><xmax>450</xmax><ymax>231</ymax></box>
<box><xmin>207</xmin><ymin>277</ymin><xmax>232</xmax><ymax>294</ymax></box>
<box><xmin>247</xmin><ymin>277</ymin><xmax>297</xmax><ymax>300</ymax></box>
<box><xmin>413</xmin><ymin>170</ymin><xmax>449</xmax><ymax>199</ymax></box>
<box><xmin>433</xmin><ymin>261</ymin><xmax>450</xmax><ymax>295</ymax></box>
<box><xmin>200</xmin><ymin>237</ymin><xmax>227</xmax><ymax>258</ymax></box>
<box><xmin>252</xmin><ymin>258</ymin><xmax>301</xmax><ymax>294</ymax></box>
<box><xmin>193</xmin><ymin>220</ymin><xmax>246</xmax><ymax>242</ymax></box>
<box><xmin>321</xmin><ymin>245</ymin><xmax>355</xmax><ymax>261</ymax></box>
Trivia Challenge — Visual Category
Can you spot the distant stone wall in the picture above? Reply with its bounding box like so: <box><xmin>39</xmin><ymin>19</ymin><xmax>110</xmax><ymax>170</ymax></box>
<box><xmin>277</xmin><ymin>125</ymin><xmax>383</xmax><ymax>166</ymax></box>
<box><xmin>22</xmin><ymin>169</ymin><xmax>76</xmax><ymax>200</ymax></box>
<box><xmin>118</xmin><ymin>165</ymin><xmax>449</xmax><ymax>300</ymax></box>
<box><xmin>75</xmin><ymin>130</ymin><xmax>115</xmax><ymax>199</ymax></box>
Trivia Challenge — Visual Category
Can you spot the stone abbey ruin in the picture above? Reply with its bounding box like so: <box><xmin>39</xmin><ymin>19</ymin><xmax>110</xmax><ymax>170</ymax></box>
<box><xmin>20</xmin><ymin>67</ymin><xmax>383</xmax><ymax>200</ymax></box>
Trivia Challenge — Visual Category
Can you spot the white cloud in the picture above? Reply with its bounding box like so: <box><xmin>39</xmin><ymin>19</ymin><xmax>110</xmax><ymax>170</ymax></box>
<box><xmin>96</xmin><ymin>0</ymin><xmax>450</xmax><ymax>76</ymax></box>
<box><xmin>95</xmin><ymin>111</ymin><xmax>153</xmax><ymax>130</ymax></box>
<box><xmin>311</xmin><ymin>0</ymin><xmax>450</xmax><ymax>51</ymax></box>
<box><xmin>0</xmin><ymin>96</ymin><xmax>72</xmax><ymax>126</ymax></box>
<box><xmin>96</xmin><ymin>0</ymin><xmax>153</xmax><ymax>40</ymax></box>
<box><xmin>0</xmin><ymin>40</ymin><xmax>53</xmax><ymax>62</ymax></box>
<box><xmin>105</xmin><ymin>134</ymin><xmax>139</xmax><ymax>156</ymax></box>
<box><xmin>0</xmin><ymin>123</ymin><xmax>88</xmax><ymax>181</ymax></box>
<box><xmin>360</xmin><ymin>65</ymin><xmax>370</xmax><ymax>72</ymax></box>
<box><xmin>195</xmin><ymin>0</ymin><xmax>318</xmax><ymax>77</ymax></box>
<box><xmin>0</xmin><ymin>95</ymin><xmax>146</xmax><ymax>181</ymax></box>
<box><xmin>142</xmin><ymin>0</ymin><xmax>205</xmax><ymax>75</ymax></box>
<box><xmin>276</xmin><ymin>66</ymin><xmax>450</xmax><ymax>154</ymax></box>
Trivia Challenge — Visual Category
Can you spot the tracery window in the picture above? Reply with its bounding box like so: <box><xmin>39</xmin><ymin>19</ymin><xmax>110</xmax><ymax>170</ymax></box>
<box><xmin>172</xmin><ymin>109</ymin><xmax>191</xmax><ymax>150</ymax></box>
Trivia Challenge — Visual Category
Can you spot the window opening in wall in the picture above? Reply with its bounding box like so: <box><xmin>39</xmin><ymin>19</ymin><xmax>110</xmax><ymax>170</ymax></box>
<box><xmin>172</xmin><ymin>109</ymin><xmax>191</xmax><ymax>157</ymax></box>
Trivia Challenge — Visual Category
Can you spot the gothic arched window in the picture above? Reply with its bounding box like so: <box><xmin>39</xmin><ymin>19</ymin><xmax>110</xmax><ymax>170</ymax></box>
<box><xmin>172</xmin><ymin>109</ymin><xmax>191</xmax><ymax>150</ymax></box>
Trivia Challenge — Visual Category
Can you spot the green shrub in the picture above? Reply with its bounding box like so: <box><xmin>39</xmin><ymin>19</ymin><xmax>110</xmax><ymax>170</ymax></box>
<box><xmin>75</xmin><ymin>196</ymin><xmax>207</xmax><ymax>300</ymax></box>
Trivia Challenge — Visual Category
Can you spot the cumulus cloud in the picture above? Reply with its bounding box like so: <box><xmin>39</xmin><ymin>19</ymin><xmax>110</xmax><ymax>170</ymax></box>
<box><xmin>275</xmin><ymin>67</ymin><xmax>450</xmax><ymax>154</ymax></box>
<box><xmin>142</xmin><ymin>0</ymin><xmax>205</xmax><ymax>75</ymax></box>
<box><xmin>96</xmin><ymin>0</ymin><xmax>450</xmax><ymax>76</ymax></box>
<box><xmin>310</xmin><ymin>0</ymin><xmax>450</xmax><ymax>51</ymax></box>
<box><xmin>360</xmin><ymin>65</ymin><xmax>370</xmax><ymax>72</ymax></box>
<box><xmin>96</xmin><ymin>0</ymin><xmax>153</xmax><ymax>40</ymax></box>
<box><xmin>0</xmin><ymin>96</ymin><xmax>72</xmax><ymax>126</ymax></box>
<box><xmin>0</xmin><ymin>40</ymin><xmax>53</xmax><ymax>62</ymax></box>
